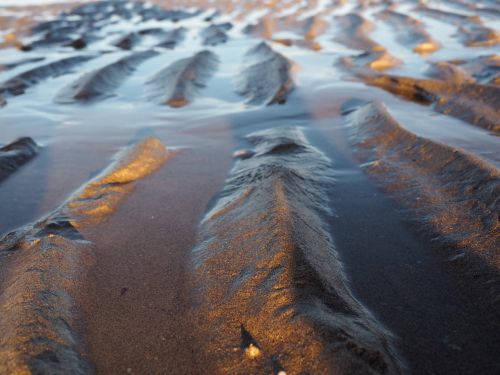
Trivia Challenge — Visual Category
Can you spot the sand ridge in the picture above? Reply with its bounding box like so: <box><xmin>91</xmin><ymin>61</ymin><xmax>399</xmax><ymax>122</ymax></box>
<box><xmin>0</xmin><ymin>138</ymin><xmax>170</xmax><ymax>374</ymax></box>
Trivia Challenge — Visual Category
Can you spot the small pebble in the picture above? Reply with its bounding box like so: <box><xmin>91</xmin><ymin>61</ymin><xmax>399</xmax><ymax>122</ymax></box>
<box><xmin>245</xmin><ymin>343</ymin><xmax>260</xmax><ymax>359</ymax></box>
<box><xmin>233</xmin><ymin>149</ymin><xmax>254</xmax><ymax>159</ymax></box>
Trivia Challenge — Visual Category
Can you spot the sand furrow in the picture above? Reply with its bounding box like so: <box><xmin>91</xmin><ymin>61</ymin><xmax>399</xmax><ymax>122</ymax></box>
<box><xmin>440</xmin><ymin>0</ymin><xmax>500</xmax><ymax>17</ymax></box>
<box><xmin>0</xmin><ymin>57</ymin><xmax>45</xmax><ymax>72</ymax></box>
<box><xmin>0</xmin><ymin>56</ymin><xmax>95</xmax><ymax>105</ymax></box>
<box><xmin>55</xmin><ymin>50</ymin><xmax>158</xmax><ymax>103</ymax></box>
<box><xmin>30</xmin><ymin>19</ymin><xmax>85</xmax><ymax>36</ymax></box>
<box><xmin>21</xmin><ymin>33</ymin><xmax>92</xmax><ymax>51</ymax></box>
<box><xmin>416</xmin><ymin>5</ymin><xmax>499</xmax><ymax>47</ymax></box>
<box><xmin>425</xmin><ymin>54</ymin><xmax>500</xmax><ymax>86</ymax></box>
<box><xmin>18</xmin><ymin>1</ymin><xmax>200</xmax><ymax>51</ymax></box>
<box><xmin>0</xmin><ymin>137</ymin><xmax>39</xmax><ymax>182</ymax></box>
<box><xmin>272</xmin><ymin>37</ymin><xmax>322</xmax><ymax>51</ymax></box>
<box><xmin>334</xmin><ymin>13</ymin><xmax>384</xmax><ymax>52</ymax></box>
<box><xmin>71</xmin><ymin>1</ymin><xmax>199</xmax><ymax>22</ymax></box>
<box><xmin>0</xmin><ymin>137</ymin><xmax>170</xmax><ymax>374</ymax></box>
<box><xmin>113</xmin><ymin>32</ymin><xmax>141</xmax><ymax>50</ymax></box>
<box><xmin>427</xmin><ymin>61</ymin><xmax>476</xmax><ymax>84</ymax></box>
<box><xmin>21</xmin><ymin>19</ymin><xmax>92</xmax><ymax>51</ymax></box>
<box><xmin>200</xmin><ymin>23</ymin><xmax>232</xmax><ymax>46</ymax></box>
<box><xmin>340</xmin><ymin>51</ymin><xmax>402</xmax><ymax>71</ymax></box>
<box><xmin>377</xmin><ymin>10</ymin><xmax>440</xmax><ymax>54</ymax></box>
<box><xmin>343</xmin><ymin>101</ymin><xmax>500</xmax><ymax>288</ymax></box>
<box><xmin>156</xmin><ymin>27</ymin><xmax>186</xmax><ymax>49</ymax></box>
<box><xmin>238</xmin><ymin>42</ymin><xmax>295</xmax><ymax>105</ymax></box>
<box><xmin>362</xmin><ymin>73</ymin><xmax>500</xmax><ymax>132</ymax></box>
<box><xmin>145</xmin><ymin>50</ymin><xmax>219</xmax><ymax>107</ymax></box>
<box><xmin>459</xmin><ymin>25</ymin><xmax>500</xmax><ymax>47</ymax></box>
<box><xmin>301</xmin><ymin>14</ymin><xmax>330</xmax><ymax>40</ymax></box>
<box><xmin>243</xmin><ymin>15</ymin><xmax>276</xmax><ymax>39</ymax></box>
<box><xmin>441</xmin><ymin>55</ymin><xmax>499</xmax><ymax>85</ymax></box>
<box><xmin>244</xmin><ymin>13</ymin><xmax>328</xmax><ymax>46</ymax></box>
<box><xmin>190</xmin><ymin>127</ymin><xmax>403</xmax><ymax>375</ymax></box>
<box><xmin>416</xmin><ymin>5</ymin><xmax>482</xmax><ymax>25</ymax></box>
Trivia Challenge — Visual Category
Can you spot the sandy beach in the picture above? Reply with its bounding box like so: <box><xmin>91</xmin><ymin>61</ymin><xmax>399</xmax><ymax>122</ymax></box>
<box><xmin>0</xmin><ymin>0</ymin><xmax>499</xmax><ymax>374</ymax></box>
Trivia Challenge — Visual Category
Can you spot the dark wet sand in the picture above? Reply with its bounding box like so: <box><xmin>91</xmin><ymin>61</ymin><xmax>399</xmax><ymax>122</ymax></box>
<box><xmin>77</xmin><ymin>145</ymin><xmax>232</xmax><ymax>374</ymax></box>
<box><xmin>307</xmin><ymin>119</ymin><xmax>500</xmax><ymax>375</ymax></box>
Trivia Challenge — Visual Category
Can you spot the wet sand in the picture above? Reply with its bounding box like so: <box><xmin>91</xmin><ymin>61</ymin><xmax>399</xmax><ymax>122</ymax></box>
<box><xmin>78</xmin><ymin>145</ymin><xmax>233</xmax><ymax>374</ymax></box>
<box><xmin>0</xmin><ymin>0</ymin><xmax>499</xmax><ymax>374</ymax></box>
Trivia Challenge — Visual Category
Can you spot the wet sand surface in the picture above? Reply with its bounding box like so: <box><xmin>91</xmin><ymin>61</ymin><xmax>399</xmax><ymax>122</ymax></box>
<box><xmin>0</xmin><ymin>0</ymin><xmax>499</xmax><ymax>374</ymax></box>
<box><xmin>308</xmin><ymin>121</ymin><xmax>500</xmax><ymax>375</ymax></box>
<box><xmin>79</xmin><ymin>146</ymin><xmax>233</xmax><ymax>374</ymax></box>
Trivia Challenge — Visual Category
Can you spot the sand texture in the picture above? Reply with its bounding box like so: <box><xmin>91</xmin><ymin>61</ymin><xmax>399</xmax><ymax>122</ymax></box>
<box><xmin>0</xmin><ymin>0</ymin><xmax>499</xmax><ymax>374</ymax></box>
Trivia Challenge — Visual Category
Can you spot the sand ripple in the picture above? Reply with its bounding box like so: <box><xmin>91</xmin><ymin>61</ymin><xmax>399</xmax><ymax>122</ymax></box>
<box><xmin>0</xmin><ymin>137</ymin><xmax>170</xmax><ymax>375</ymax></box>
<box><xmin>191</xmin><ymin>127</ymin><xmax>403</xmax><ymax>374</ymax></box>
